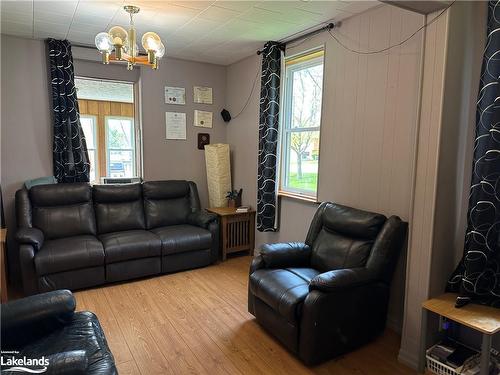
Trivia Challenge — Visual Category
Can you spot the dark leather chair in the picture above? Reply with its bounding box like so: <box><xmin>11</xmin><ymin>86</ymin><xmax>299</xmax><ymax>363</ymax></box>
<box><xmin>1</xmin><ymin>289</ymin><xmax>116</xmax><ymax>375</ymax></box>
<box><xmin>248</xmin><ymin>202</ymin><xmax>407</xmax><ymax>365</ymax></box>
<box><xmin>15</xmin><ymin>180</ymin><xmax>219</xmax><ymax>295</ymax></box>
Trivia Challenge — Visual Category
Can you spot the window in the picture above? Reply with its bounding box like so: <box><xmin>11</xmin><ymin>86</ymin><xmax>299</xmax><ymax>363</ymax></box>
<box><xmin>80</xmin><ymin>115</ymin><xmax>98</xmax><ymax>182</ymax></box>
<box><xmin>106</xmin><ymin>117</ymin><xmax>135</xmax><ymax>178</ymax></box>
<box><xmin>76</xmin><ymin>77</ymin><xmax>139</xmax><ymax>182</ymax></box>
<box><xmin>280</xmin><ymin>49</ymin><xmax>324</xmax><ymax>199</ymax></box>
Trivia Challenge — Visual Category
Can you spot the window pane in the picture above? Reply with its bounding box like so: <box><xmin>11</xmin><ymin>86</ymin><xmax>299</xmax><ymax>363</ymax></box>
<box><xmin>290</xmin><ymin>63</ymin><xmax>323</xmax><ymax>129</ymax></box>
<box><xmin>107</xmin><ymin>118</ymin><xmax>133</xmax><ymax>148</ymax></box>
<box><xmin>88</xmin><ymin>150</ymin><xmax>96</xmax><ymax>182</ymax></box>
<box><xmin>108</xmin><ymin>150</ymin><xmax>134</xmax><ymax>178</ymax></box>
<box><xmin>80</xmin><ymin>117</ymin><xmax>95</xmax><ymax>149</ymax></box>
<box><xmin>284</xmin><ymin>130</ymin><xmax>320</xmax><ymax>192</ymax></box>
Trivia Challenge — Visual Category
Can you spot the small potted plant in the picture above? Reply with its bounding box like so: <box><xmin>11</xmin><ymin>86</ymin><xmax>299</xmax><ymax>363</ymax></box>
<box><xmin>226</xmin><ymin>189</ymin><xmax>242</xmax><ymax>208</ymax></box>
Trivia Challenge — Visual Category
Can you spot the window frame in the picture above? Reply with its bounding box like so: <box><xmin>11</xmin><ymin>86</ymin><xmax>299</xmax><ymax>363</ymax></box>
<box><xmin>278</xmin><ymin>47</ymin><xmax>325</xmax><ymax>201</ymax></box>
<box><xmin>104</xmin><ymin>115</ymin><xmax>136</xmax><ymax>178</ymax></box>
<box><xmin>80</xmin><ymin>114</ymin><xmax>99</xmax><ymax>183</ymax></box>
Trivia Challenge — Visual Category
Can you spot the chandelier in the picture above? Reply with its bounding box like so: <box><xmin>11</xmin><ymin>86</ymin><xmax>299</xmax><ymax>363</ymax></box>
<box><xmin>94</xmin><ymin>5</ymin><xmax>165</xmax><ymax>70</ymax></box>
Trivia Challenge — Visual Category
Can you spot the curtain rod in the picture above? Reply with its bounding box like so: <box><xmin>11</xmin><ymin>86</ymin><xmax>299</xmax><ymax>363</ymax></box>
<box><xmin>256</xmin><ymin>22</ymin><xmax>336</xmax><ymax>55</ymax></box>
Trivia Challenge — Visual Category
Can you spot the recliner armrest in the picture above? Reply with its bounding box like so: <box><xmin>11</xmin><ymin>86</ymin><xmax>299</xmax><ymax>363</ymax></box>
<box><xmin>1</xmin><ymin>290</ymin><xmax>75</xmax><ymax>333</ymax></box>
<box><xmin>44</xmin><ymin>350</ymin><xmax>89</xmax><ymax>375</ymax></box>
<box><xmin>16</xmin><ymin>227</ymin><xmax>44</xmax><ymax>251</ymax></box>
<box><xmin>187</xmin><ymin>211</ymin><xmax>217</xmax><ymax>229</ymax></box>
<box><xmin>259</xmin><ymin>242</ymin><xmax>311</xmax><ymax>269</ymax></box>
<box><xmin>309</xmin><ymin>268</ymin><xmax>377</xmax><ymax>293</ymax></box>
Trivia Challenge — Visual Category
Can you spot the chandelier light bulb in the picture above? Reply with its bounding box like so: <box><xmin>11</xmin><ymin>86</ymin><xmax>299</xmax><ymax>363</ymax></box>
<box><xmin>156</xmin><ymin>42</ymin><xmax>165</xmax><ymax>59</ymax></box>
<box><xmin>95</xmin><ymin>32</ymin><xmax>113</xmax><ymax>52</ymax></box>
<box><xmin>108</xmin><ymin>26</ymin><xmax>128</xmax><ymax>46</ymax></box>
<box><xmin>141</xmin><ymin>32</ymin><xmax>161</xmax><ymax>52</ymax></box>
<box><xmin>124</xmin><ymin>42</ymin><xmax>139</xmax><ymax>57</ymax></box>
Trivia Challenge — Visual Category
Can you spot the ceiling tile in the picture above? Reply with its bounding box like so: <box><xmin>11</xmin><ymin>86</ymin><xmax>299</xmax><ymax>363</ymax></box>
<box><xmin>171</xmin><ymin>1</ymin><xmax>214</xmax><ymax>11</ymax></box>
<box><xmin>213</xmin><ymin>1</ymin><xmax>259</xmax><ymax>12</ymax></box>
<box><xmin>34</xmin><ymin>20</ymin><xmax>69</xmax><ymax>34</ymax></box>
<box><xmin>34</xmin><ymin>1</ymin><xmax>78</xmax><ymax>16</ymax></box>
<box><xmin>1</xmin><ymin>1</ymin><xmax>32</xmax><ymax>14</ymax></box>
<box><xmin>71</xmin><ymin>22</ymin><xmax>107</xmax><ymax>34</ymax></box>
<box><xmin>34</xmin><ymin>11</ymin><xmax>74</xmax><ymax>24</ymax></box>
<box><xmin>1</xmin><ymin>11</ymin><xmax>33</xmax><ymax>24</ymax></box>
<box><xmin>197</xmin><ymin>5</ymin><xmax>241</xmax><ymax>22</ymax></box>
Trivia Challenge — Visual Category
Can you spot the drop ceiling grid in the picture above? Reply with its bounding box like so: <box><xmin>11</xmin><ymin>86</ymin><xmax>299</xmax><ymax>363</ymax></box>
<box><xmin>1</xmin><ymin>1</ymin><xmax>379</xmax><ymax>65</ymax></box>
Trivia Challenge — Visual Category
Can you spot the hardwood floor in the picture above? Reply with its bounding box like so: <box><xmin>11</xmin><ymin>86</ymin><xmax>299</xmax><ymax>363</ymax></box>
<box><xmin>74</xmin><ymin>256</ymin><xmax>416</xmax><ymax>375</ymax></box>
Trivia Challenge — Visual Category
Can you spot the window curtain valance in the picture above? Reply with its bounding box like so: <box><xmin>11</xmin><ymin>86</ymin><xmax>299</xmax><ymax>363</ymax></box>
<box><xmin>447</xmin><ymin>1</ymin><xmax>500</xmax><ymax>308</ymax></box>
<box><xmin>48</xmin><ymin>39</ymin><xmax>90</xmax><ymax>183</ymax></box>
<box><xmin>257</xmin><ymin>41</ymin><xmax>282</xmax><ymax>232</ymax></box>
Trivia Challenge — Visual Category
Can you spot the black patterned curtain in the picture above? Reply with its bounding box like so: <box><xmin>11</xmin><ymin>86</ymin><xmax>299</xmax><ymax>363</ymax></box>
<box><xmin>447</xmin><ymin>1</ymin><xmax>500</xmax><ymax>308</ymax></box>
<box><xmin>48</xmin><ymin>39</ymin><xmax>90</xmax><ymax>183</ymax></box>
<box><xmin>257</xmin><ymin>41</ymin><xmax>282</xmax><ymax>232</ymax></box>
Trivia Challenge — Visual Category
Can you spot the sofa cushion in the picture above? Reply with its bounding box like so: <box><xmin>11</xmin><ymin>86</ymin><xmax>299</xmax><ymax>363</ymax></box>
<box><xmin>151</xmin><ymin>224</ymin><xmax>212</xmax><ymax>255</ymax></box>
<box><xmin>30</xmin><ymin>183</ymin><xmax>96</xmax><ymax>240</ymax></box>
<box><xmin>99</xmin><ymin>230</ymin><xmax>161</xmax><ymax>264</ymax></box>
<box><xmin>142</xmin><ymin>181</ymin><xmax>191</xmax><ymax>229</ymax></box>
<box><xmin>35</xmin><ymin>235</ymin><xmax>104</xmax><ymax>275</ymax></box>
<box><xmin>93</xmin><ymin>184</ymin><xmax>146</xmax><ymax>233</ymax></box>
<box><xmin>249</xmin><ymin>268</ymin><xmax>320</xmax><ymax>323</ymax></box>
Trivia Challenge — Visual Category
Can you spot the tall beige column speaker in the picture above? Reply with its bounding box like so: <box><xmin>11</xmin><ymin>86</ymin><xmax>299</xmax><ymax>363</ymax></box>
<box><xmin>204</xmin><ymin>143</ymin><xmax>231</xmax><ymax>208</ymax></box>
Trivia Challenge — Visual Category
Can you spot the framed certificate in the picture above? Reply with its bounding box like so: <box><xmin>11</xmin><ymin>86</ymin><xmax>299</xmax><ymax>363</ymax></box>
<box><xmin>193</xmin><ymin>86</ymin><xmax>213</xmax><ymax>104</ymax></box>
<box><xmin>166</xmin><ymin>112</ymin><xmax>187</xmax><ymax>140</ymax></box>
<box><xmin>165</xmin><ymin>86</ymin><xmax>186</xmax><ymax>105</ymax></box>
<box><xmin>194</xmin><ymin>110</ymin><xmax>213</xmax><ymax>128</ymax></box>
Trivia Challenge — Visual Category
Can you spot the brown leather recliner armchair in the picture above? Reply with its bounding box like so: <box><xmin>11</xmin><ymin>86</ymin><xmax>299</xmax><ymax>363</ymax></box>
<box><xmin>248</xmin><ymin>202</ymin><xmax>407</xmax><ymax>365</ymax></box>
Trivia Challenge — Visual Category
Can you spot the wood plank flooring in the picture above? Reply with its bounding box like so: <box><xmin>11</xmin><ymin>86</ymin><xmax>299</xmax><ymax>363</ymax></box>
<box><xmin>74</xmin><ymin>256</ymin><xmax>416</xmax><ymax>375</ymax></box>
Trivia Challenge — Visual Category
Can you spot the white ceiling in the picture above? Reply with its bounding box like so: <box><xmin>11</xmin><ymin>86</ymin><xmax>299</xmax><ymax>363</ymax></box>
<box><xmin>0</xmin><ymin>0</ymin><xmax>379</xmax><ymax>65</ymax></box>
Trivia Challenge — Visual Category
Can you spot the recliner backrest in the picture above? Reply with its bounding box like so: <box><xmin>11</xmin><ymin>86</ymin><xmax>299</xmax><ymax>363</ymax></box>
<box><xmin>306</xmin><ymin>202</ymin><xmax>387</xmax><ymax>272</ymax></box>
<box><xmin>142</xmin><ymin>180</ymin><xmax>200</xmax><ymax>229</ymax></box>
<box><xmin>29</xmin><ymin>183</ymin><xmax>96</xmax><ymax>240</ymax></box>
<box><xmin>93</xmin><ymin>183</ymin><xmax>145</xmax><ymax>234</ymax></box>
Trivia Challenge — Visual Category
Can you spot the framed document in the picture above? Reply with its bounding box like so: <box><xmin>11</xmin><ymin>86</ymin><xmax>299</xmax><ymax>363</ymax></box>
<box><xmin>166</xmin><ymin>112</ymin><xmax>187</xmax><ymax>140</ymax></box>
<box><xmin>194</xmin><ymin>110</ymin><xmax>213</xmax><ymax>128</ymax></box>
<box><xmin>165</xmin><ymin>86</ymin><xmax>186</xmax><ymax>105</ymax></box>
<box><xmin>193</xmin><ymin>86</ymin><xmax>213</xmax><ymax>104</ymax></box>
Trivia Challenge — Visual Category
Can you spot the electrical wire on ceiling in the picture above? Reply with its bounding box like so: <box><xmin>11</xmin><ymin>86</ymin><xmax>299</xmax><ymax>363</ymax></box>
<box><xmin>327</xmin><ymin>0</ymin><xmax>455</xmax><ymax>55</ymax></box>
<box><xmin>231</xmin><ymin>1</ymin><xmax>455</xmax><ymax>120</ymax></box>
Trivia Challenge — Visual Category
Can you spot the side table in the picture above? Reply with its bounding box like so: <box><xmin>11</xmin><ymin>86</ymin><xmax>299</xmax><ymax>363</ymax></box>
<box><xmin>420</xmin><ymin>293</ymin><xmax>500</xmax><ymax>375</ymax></box>
<box><xmin>206</xmin><ymin>207</ymin><xmax>256</xmax><ymax>261</ymax></box>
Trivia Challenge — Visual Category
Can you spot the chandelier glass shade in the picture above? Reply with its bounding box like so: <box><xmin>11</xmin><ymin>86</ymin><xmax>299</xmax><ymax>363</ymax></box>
<box><xmin>95</xmin><ymin>5</ymin><xmax>164</xmax><ymax>70</ymax></box>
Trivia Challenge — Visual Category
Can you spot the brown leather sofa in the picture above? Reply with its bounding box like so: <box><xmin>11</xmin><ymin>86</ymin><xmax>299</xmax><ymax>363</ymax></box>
<box><xmin>248</xmin><ymin>202</ymin><xmax>407</xmax><ymax>365</ymax></box>
<box><xmin>15</xmin><ymin>180</ymin><xmax>219</xmax><ymax>295</ymax></box>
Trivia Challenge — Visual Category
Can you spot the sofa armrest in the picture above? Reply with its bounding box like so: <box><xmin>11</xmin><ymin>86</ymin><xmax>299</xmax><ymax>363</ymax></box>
<box><xmin>188</xmin><ymin>211</ymin><xmax>218</xmax><ymax>229</ymax></box>
<box><xmin>16</xmin><ymin>227</ymin><xmax>44</xmax><ymax>251</ymax></box>
<box><xmin>259</xmin><ymin>242</ymin><xmax>311</xmax><ymax>269</ymax></box>
<box><xmin>44</xmin><ymin>351</ymin><xmax>88</xmax><ymax>375</ymax></box>
<box><xmin>309</xmin><ymin>268</ymin><xmax>377</xmax><ymax>293</ymax></box>
<box><xmin>1</xmin><ymin>290</ymin><xmax>75</xmax><ymax>333</ymax></box>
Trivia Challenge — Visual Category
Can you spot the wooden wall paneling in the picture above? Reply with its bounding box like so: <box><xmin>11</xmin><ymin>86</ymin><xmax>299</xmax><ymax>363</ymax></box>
<box><xmin>110</xmin><ymin>101</ymin><xmax>121</xmax><ymax>116</ymax></box>
<box><xmin>398</xmin><ymin>10</ymin><xmax>449</xmax><ymax>368</ymax></box>
<box><xmin>315</xmin><ymin>5</ymin><xmax>422</xmax><ymax>222</ymax></box>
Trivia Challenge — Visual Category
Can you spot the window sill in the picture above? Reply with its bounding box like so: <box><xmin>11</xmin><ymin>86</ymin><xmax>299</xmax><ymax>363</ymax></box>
<box><xmin>278</xmin><ymin>190</ymin><xmax>319</xmax><ymax>204</ymax></box>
